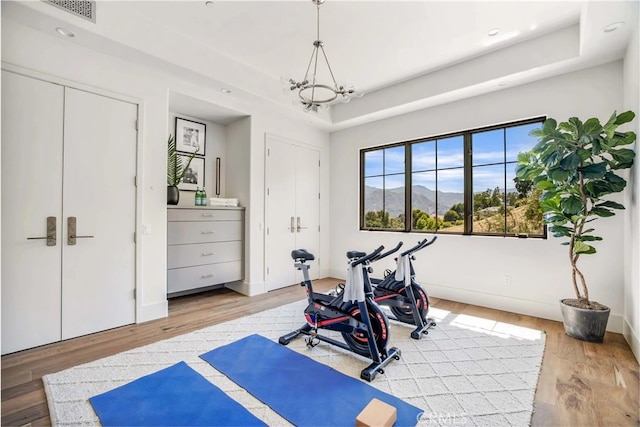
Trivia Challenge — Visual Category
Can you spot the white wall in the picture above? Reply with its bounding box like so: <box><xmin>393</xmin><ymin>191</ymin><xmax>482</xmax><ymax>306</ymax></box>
<box><xmin>329</xmin><ymin>61</ymin><xmax>628</xmax><ymax>332</ymax></box>
<box><xmin>623</xmin><ymin>24</ymin><xmax>640</xmax><ymax>361</ymax></box>
<box><xmin>1</xmin><ymin>18</ymin><xmax>329</xmax><ymax>321</ymax></box>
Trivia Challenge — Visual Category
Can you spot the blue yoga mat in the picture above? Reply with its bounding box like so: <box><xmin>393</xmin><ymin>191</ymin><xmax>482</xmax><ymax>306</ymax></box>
<box><xmin>200</xmin><ymin>334</ymin><xmax>423</xmax><ymax>427</ymax></box>
<box><xmin>89</xmin><ymin>361</ymin><xmax>266</xmax><ymax>426</ymax></box>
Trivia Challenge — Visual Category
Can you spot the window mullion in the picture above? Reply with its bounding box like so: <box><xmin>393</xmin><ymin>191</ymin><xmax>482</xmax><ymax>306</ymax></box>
<box><xmin>464</xmin><ymin>132</ymin><xmax>472</xmax><ymax>234</ymax></box>
<box><xmin>405</xmin><ymin>143</ymin><xmax>411</xmax><ymax>232</ymax></box>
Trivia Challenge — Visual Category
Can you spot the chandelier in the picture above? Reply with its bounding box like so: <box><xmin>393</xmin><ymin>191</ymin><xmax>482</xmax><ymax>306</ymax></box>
<box><xmin>284</xmin><ymin>0</ymin><xmax>363</xmax><ymax>112</ymax></box>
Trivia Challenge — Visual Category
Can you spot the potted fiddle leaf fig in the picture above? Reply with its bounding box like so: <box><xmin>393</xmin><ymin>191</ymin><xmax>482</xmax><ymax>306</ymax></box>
<box><xmin>167</xmin><ymin>134</ymin><xmax>198</xmax><ymax>205</ymax></box>
<box><xmin>516</xmin><ymin>110</ymin><xmax>636</xmax><ymax>343</ymax></box>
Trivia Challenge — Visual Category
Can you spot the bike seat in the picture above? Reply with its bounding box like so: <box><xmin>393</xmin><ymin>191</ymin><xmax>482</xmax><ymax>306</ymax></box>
<box><xmin>291</xmin><ymin>249</ymin><xmax>315</xmax><ymax>261</ymax></box>
<box><xmin>346</xmin><ymin>250</ymin><xmax>366</xmax><ymax>259</ymax></box>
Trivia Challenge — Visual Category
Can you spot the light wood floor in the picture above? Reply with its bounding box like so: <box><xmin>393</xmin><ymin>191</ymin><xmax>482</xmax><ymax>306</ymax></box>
<box><xmin>2</xmin><ymin>278</ymin><xmax>638</xmax><ymax>426</ymax></box>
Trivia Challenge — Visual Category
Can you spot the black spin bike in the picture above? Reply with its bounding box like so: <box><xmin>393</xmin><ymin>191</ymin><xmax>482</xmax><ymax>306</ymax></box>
<box><xmin>279</xmin><ymin>244</ymin><xmax>402</xmax><ymax>382</ymax></box>
<box><xmin>370</xmin><ymin>237</ymin><xmax>438</xmax><ymax>340</ymax></box>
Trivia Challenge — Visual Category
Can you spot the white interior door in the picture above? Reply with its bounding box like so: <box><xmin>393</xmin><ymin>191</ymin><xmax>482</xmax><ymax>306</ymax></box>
<box><xmin>1</xmin><ymin>71</ymin><xmax>137</xmax><ymax>354</ymax></box>
<box><xmin>265</xmin><ymin>137</ymin><xmax>297</xmax><ymax>290</ymax></box>
<box><xmin>265</xmin><ymin>136</ymin><xmax>320</xmax><ymax>291</ymax></box>
<box><xmin>61</xmin><ymin>88</ymin><xmax>137</xmax><ymax>339</ymax></box>
<box><xmin>293</xmin><ymin>145</ymin><xmax>320</xmax><ymax>282</ymax></box>
<box><xmin>1</xmin><ymin>71</ymin><xmax>64</xmax><ymax>354</ymax></box>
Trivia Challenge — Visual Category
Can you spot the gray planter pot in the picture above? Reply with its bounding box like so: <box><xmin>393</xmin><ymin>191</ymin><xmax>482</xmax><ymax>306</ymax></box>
<box><xmin>559</xmin><ymin>299</ymin><xmax>610</xmax><ymax>343</ymax></box>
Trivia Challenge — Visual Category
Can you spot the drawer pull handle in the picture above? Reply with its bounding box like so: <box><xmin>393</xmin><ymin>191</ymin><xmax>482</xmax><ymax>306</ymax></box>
<box><xmin>201</xmin><ymin>230</ymin><xmax>215</xmax><ymax>234</ymax></box>
<box><xmin>201</xmin><ymin>273</ymin><xmax>215</xmax><ymax>278</ymax></box>
<box><xmin>201</xmin><ymin>252</ymin><xmax>215</xmax><ymax>256</ymax></box>
<box><xmin>201</xmin><ymin>214</ymin><xmax>215</xmax><ymax>217</ymax></box>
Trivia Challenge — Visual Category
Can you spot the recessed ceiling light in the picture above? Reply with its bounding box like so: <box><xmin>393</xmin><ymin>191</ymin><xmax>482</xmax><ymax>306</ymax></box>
<box><xmin>488</xmin><ymin>28</ymin><xmax>500</xmax><ymax>37</ymax></box>
<box><xmin>603</xmin><ymin>22</ymin><xmax>624</xmax><ymax>33</ymax></box>
<box><xmin>220</xmin><ymin>88</ymin><xmax>231</xmax><ymax>94</ymax></box>
<box><xmin>55</xmin><ymin>27</ymin><xmax>75</xmax><ymax>38</ymax></box>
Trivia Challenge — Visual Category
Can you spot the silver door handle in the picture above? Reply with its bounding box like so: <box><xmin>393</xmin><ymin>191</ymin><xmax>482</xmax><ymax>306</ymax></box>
<box><xmin>297</xmin><ymin>216</ymin><xmax>308</xmax><ymax>233</ymax></box>
<box><xmin>290</xmin><ymin>216</ymin><xmax>295</xmax><ymax>233</ymax></box>
<box><xmin>201</xmin><ymin>230</ymin><xmax>215</xmax><ymax>234</ymax></box>
<box><xmin>201</xmin><ymin>273</ymin><xmax>215</xmax><ymax>279</ymax></box>
<box><xmin>27</xmin><ymin>216</ymin><xmax>57</xmax><ymax>246</ymax></box>
<box><xmin>201</xmin><ymin>252</ymin><xmax>215</xmax><ymax>256</ymax></box>
<box><xmin>68</xmin><ymin>217</ymin><xmax>94</xmax><ymax>245</ymax></box>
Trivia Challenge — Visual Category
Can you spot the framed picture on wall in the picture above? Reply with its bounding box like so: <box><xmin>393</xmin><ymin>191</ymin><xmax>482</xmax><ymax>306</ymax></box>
<box><xmin>177</xmin><ymin>155</ymin><xmax>205</xmax><ymax>191</ymax></box>
<box><xmin>175</xmin><ymin>117</ymin><xmax>206</xmax><ymax>155</ymax></box>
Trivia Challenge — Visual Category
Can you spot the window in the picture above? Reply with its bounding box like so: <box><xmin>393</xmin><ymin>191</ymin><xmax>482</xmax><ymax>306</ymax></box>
<box><xmin>360</xmin><ymin>118</ymin><xmax>546</xmax><ymax>237</ymax></box>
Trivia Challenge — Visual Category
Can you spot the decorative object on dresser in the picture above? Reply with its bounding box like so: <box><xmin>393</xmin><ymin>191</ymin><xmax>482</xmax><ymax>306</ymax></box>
<box><xmin>167</xmin><ymin>207</ymin><xmax>244</xmax><ymax>296</ymax></box>
<box><xmin>167</xmin><ymin>134</ymin><xmax>199</xmax><ymax>205</ymax></box>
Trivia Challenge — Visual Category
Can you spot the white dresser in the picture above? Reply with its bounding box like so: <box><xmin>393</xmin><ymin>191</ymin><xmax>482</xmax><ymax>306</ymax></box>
<box><xmin>167</xmin><ymin>207</ymin><xmax>244</xmax><ymax>296</ymax></box>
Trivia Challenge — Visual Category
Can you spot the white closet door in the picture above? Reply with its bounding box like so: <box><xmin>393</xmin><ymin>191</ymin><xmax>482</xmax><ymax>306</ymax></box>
<box><xmin>265</xmin><ymin>136</ymin><xmax>320</xmax><ymax>291</ymax></box>
<box><xmin>61</xmin><ymin>88</ymin><xmax>137</xmax><ymax>340</ymax></box>
<box><xmin>1</xmin><ymin>71</ymin><xmax>64</xmax><ymax>354</ymax></box>
<box><xmin>265</xmin><ymin>137</ymin><xmax>297</xmax><ymax>290</ymax></box>
<box><xmin>294</xmin><ymin>145</ymin><xmax>320</xmax><ymax>282</ymax></box>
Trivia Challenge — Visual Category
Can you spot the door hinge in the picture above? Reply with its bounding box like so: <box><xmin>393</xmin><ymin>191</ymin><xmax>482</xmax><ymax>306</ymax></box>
<box><xmin>318</xmin><ymin>192</ymin><xmax>320</xmax><ymax>199</ymax></box>
<box><xmin>267</xmin><ymin>267</ymin><xmax>270</xmax><ymax>275</ymax></box>
<box><xmin>133</xmin><ymin>232</ymin><xmax>136</xmax><ymax>243</ymax></box>
<box><xmin>266</xmin><ymin>227</ymin><xmax>269</xmax><ymax>235</ymax></box>
<box><xmin>267</xmin><ymin>148</ymin><xmax>270</xmax><ymax>156</ymax></box>
<box><xmin>134</xmin><ymin>176</ymin><xmax>138</xmax><ymax>187</ymax></box>
<box><xmin>133</xmin><ymin>288</ymin><xmax>137</xmax><ymax>299</ymax></box>
<box><xmin>267</xmin><ymin>188</ymin><xmax>270</xmax><ymax>196</ymax></box>
<box><xmin>318</xmin><ymin>225</ymin><xmax>320</xmax><ymax>232</ymax></box>
<box><xmin>135</xmin><ymin>119</ymin><xmax>139</xmax><ymax>131</ymax></box>
<box><xmin>318</xmin><ymin>160</ymin><xmax>320</xmax><ymax>167</ymax></box>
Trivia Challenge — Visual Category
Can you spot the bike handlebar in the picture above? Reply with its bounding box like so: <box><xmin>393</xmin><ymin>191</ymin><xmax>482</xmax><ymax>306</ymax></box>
<box><xmin>400</xmin><ymin>235</ymin><xmax>437</xmax><ymax>257</ymax></box>
<box><xmin>371</xmin><ymin>241</ymin><xmax>403</xmax><ymax>262</ymax></box>
<box><xmin>351</xmin><ymin>245</ymin><xmax>385</xmax><ymax>267</ymax></box>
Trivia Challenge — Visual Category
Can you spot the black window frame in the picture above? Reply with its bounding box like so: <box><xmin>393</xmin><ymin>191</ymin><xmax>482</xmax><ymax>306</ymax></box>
<box><xmin>360</xmin><ymin>116</ymin><xmax>548</xmax><ymax>238</ymax></box>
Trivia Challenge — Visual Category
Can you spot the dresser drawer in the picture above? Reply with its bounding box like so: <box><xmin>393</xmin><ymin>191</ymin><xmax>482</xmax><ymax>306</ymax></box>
<box><xmin>167</xmin><ymin>261</ymin><xmax>243</xmax><ymax>294</ymax></box>
<box><xmin>168</xmin><ymin>208</ymin><xmax>243</xmax><ymax>222</ymax></box>
<box><xmin>168</xmin><ymin>241</ymin><xmax>242</xmax><ymax>269</ymax></box>
<box><xmin>168</xmin><ymin>220</ymin><xmax>243</xmax><ymax>245</ymax></box>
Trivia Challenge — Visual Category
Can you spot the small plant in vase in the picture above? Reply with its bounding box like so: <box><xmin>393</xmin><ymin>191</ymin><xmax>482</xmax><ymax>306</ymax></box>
<box><xmin>167</xmin><ymin>134</ymin><xmax>198</xmax><ymax>205</ymax></box>
<box><xmin>516</xmin><ymin>110</ymin><xmax>636</xmax><ymax>342</ymax></box>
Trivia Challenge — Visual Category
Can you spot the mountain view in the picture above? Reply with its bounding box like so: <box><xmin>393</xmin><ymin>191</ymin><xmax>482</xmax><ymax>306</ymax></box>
<box><xmin>364</xmin><ymin>185</ymin><xmax>463</xmax><ymax>216</ymax></box>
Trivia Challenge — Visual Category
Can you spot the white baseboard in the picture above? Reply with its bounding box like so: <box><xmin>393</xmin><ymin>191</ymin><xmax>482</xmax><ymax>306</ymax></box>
<box><xmin>226</xmin><ymin>280</ymin><xmax>265</xmax><ymax>296</ymax></box>
<box><xmin>137</xmin><ymin>300</ymin><xmax>168</xmax><ymax>323</ymax></box>
<box><xmin>425</xmin><ymin>283</ymin><xmax>623</xmax><ymax>333</ymax></box>
<box><xmin>623</xmin><ymin>318</ymin><xmax>640</xmax><ymax>363</ymax></box>
<box><xmin>326</xmin><ymin>269</ymin><xmax>627</xmax><ymax>334</ymax></box>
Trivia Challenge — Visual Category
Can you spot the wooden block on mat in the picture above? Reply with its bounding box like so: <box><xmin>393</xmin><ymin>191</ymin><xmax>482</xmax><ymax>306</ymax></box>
<box><xmin>356</xmin><ymin>398</ymin><xmax>397</xmax><ymax>427</ymax></box>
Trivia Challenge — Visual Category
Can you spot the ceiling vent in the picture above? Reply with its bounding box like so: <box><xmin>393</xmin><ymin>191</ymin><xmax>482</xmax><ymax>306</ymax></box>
<box><xmin>46</xmin><ymin>1</ymin><xmax>96</xmax><ymax>23</ymax></box>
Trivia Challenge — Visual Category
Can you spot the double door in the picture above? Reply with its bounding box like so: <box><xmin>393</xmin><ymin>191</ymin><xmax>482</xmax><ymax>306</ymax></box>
<box><xmin>1</xmin><ymin>70</ymin><xmax>137</xmax><ymax>354</ymax></box>
<box><xmin>265</xmin><ymin>135</ymin><xmax>320</xmax><ymax>290</ymax></box>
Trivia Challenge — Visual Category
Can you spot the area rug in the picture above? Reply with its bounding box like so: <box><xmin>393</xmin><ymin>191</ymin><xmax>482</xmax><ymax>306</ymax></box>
<box><xmin>200</xmin><ymin>334</ymin><xmax>423</xmax><ymax>426</ymax></box>
<box><xmin>43</xmin><ymin>299</ymin><xmax>546</xmax><ymax>426</ymax></box>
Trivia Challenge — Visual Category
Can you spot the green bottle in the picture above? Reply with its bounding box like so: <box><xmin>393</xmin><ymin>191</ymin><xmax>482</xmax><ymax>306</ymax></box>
<box><xmin>201</xmin><ymin>187</ymin><xmax>207</xmax><ymax>206</ymax></box>
<box><xmin>195</xmin><ymin>187</ymin><xmax>201</xmax><ymax>206</ymax></box>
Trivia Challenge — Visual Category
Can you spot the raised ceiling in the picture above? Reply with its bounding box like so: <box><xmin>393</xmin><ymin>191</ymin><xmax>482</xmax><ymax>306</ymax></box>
<box><xmin>2</xmin><ymin>1</ymin><xmax>638</xmax><ymax>130</ymax></box>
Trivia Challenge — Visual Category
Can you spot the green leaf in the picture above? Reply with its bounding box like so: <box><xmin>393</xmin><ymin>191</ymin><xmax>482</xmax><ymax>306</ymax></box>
<box><xmin>573</xmin><ymin>240</ymin><xmax>596</xmax><ymax>255</ymax></box>
<box><xmin>560</xmin><ymin>153</ymin><xmax>581</xmax><ymax>171</ymax></box>
<box><xmin>542</xmin><ymin>118</ymin><xmax>558</xmax><ymax>134</ymax></box>
<box><xmin>610</xmin><ymin>148</ymin><xmax>636</xmax><ymax>168</ymax></box>
<box><xmin>596</xmin><ymin>200</ymin><xmax>624</xmax><ymax>210</ymax></box>
<box><xmin>579</xmin><ymin>163</ymin><xmax>607</xmax><ymax>179</ymax></box>
<box><xmin>548</xmin><ymin>167</ymin><xmax>573</xmax><ymax>181</ymax></box>
<box><xmin>577</xmin><ymin>148</ymin><xmax>591</xmax><ymax>161</ymax></box>
<box><xmin>582</xmin><ymin>117</ymin><xmax>603</xmax><ymax>136</ymax></box>
<box><xmin>590</xmin><ymin>207</ymin><xmax>615</xmax><ymax>217</ymax></box>
<box><xmin>545</xmin><ymin>215</ymin><xmax>569</xmax><ymax>224</ymax></box>
<box><xmin>560</xmin><ymin>196</ymin><xmax>583</xmax><ymax>215</ymax></box>
<box><xmin>577</xmin><ymin>235</ymin><xmax>603</xmax><ymax>242</ymax></box>
<box><xmin>614</xmin><ymin>110</ymin><xmax>635</xmax><ymax>125</ymax></box>
<box><xmin>604</xmin><ymin>171</ymin><xmax>627</xmax><ymax>192</ymax></box>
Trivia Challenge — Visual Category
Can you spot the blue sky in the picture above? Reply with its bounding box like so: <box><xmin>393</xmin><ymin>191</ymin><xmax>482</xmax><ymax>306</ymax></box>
<box><xmin>364</xmin><ymin>122</ymin><xmax>540</xmax><ymax>192</ymax></box>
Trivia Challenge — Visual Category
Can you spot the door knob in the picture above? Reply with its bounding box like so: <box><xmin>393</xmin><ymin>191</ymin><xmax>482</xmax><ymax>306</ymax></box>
<box><xmin>290</xmin><ymin>216</ymin><xmax>295</xmax><ymax>233</ymax></box>
<box><xmin>68</xmin><ymin>217</ymin><xmax>94</xmax><ymax>245</ymax></box>
<box><xmin>27</xmin><ymin>216</ymin><xmax>57</xmax><ymax>246</ymax></box>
